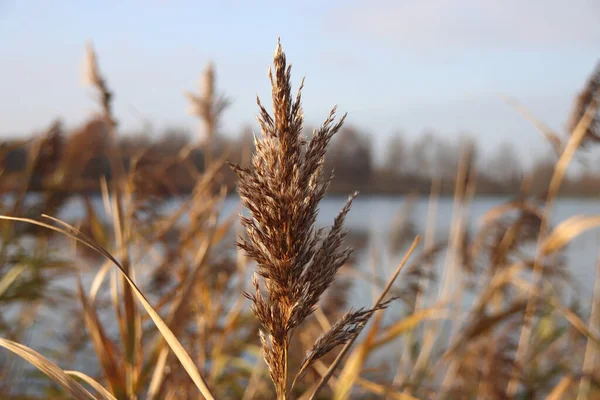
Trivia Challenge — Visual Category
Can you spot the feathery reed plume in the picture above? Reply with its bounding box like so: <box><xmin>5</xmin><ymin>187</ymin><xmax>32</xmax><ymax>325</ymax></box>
<box><xmin>232</xmin><ymin>39</ymin><xmax>391</xmax><ymax>399</ymax></box>
<box><xmin>566</xmin><ymin>61</ymin><xmax>600</xmax><ymax>146</ymax></box>
<box><xmin>83</xmin><ymin>42</ymin><xmax>116</xmax><ymax>128</ymax></box>
<box><xmin>186</xmin><ymin>62</ymin><xmax>231</xmax><ymax>167</ymax></box>
<box><xmin>294</xmin><ymin>299</ymin><xmax>393</xmax><ymax>386</ymax></box>
<box><xmin>81</xmin><ymin>43</ymin><xmax>125</xmax><ymax>194</ymax></box>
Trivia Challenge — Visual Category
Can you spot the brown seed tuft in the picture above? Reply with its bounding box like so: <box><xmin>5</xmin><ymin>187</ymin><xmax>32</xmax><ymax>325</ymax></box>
<box><xmin>232</xmin><ymin>39</ymin><xmax>389</xmax><ymax>398</ymax></box>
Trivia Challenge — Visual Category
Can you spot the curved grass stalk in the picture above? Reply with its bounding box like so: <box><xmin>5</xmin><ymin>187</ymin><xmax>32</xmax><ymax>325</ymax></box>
<box><xmin>0</xmin><ymin>214</ymin><xmax>216</xmax><ymax>400</ymax></box>
<box><xmin>0</xmin><ymin>338</ymin><xmax>98</xmax><ymax>400</ymax></box>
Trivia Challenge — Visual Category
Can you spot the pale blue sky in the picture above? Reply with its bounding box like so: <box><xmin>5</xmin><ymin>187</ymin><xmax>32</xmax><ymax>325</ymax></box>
<box><xmin>1</xmin><ymin>0</ymin><xmax>599</xmax><ymax>160</ymax></box>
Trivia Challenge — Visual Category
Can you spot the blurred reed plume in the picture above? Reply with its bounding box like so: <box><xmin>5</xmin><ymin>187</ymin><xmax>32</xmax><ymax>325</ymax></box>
<box><xmin>186</xmin><ymin>62</ymin><xmax>231</xmax><ymax>152</ymax></box>
<box><xmin>566</xmin><ymin>61</ymin><xmax>600</xmax><ymax>145</ymax></box>
<box><xmin>231</xmin><ymin>40</ymin><xmax>394</xmax><ymax>399</ymax></box>
<box><xmin>83</xmin><ymin>42</ymin><xmax>116</xmax><ymax>129</ymax></box>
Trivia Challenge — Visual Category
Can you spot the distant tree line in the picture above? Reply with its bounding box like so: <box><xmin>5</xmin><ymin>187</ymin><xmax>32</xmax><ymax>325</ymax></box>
<box><xmin>2</xmin><ymin>116</ymin><xmax>600</xmax><ymax>197</ymax></box>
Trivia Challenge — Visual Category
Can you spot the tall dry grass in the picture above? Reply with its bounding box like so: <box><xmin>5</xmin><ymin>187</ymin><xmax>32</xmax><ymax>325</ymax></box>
<box><xmin>0</xmin><ymin>38</ymin><xmax>599</xmax><ymax>400</ymax></box>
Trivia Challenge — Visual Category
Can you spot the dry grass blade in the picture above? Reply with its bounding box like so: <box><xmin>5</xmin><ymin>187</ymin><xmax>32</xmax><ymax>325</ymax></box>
<box><xmin>146</xmin><ymin>349</ymin><xmax>169</xmax><ymax>400</ymax></box>
<box><xmin>578</xmin><ymin>247</ymin><xmax>600</xmax><ymax>400</ymax></box>
<box><xmin>479</xmin><ymin>198</ymin><xmax>542</xmax><ymax>228</ymax></box>
<box><xmin>500</xmin><ymin>95</ymin><xmax>562</xmax><ymax>154</ymax></box>
<box><xmin>0</xmin><ymin>338</ymin><xmax>97</xmax><ymax>400</ymax></box>
<box><xmin>546</xmin><ymin>375</ymin><xmax>575</xmax><ymax>400</ymax></box>
<box><xmin>0</xmin><ymin>214</ymin><xmax>216</xmax><ymax>400</ymax></box>
<box><xmin>511</xmin><ymin>278</ymin><xmax>600</xmax><ymax>345</ymax></box>
<box><xmin>354</xmin><ymin>378</ymin><xmax>419</xmax><ymax>400</ymax></box>
<box><xmin>371</xmin><ymin>306</ymin><xmax>449</xmax><ymax>349</ymax></box>
<box><xmin>0</xmin><ymin>263</ymin><xmax>26</xmax><ymax>297</ymax></box>
<box><xmin>89</xmin><ymin>261</ymin><xmax>112</xmax><ymax>302</ymax></box>
<box><xmin>65</xmin><ymin>371</ymin><xmax>119</xmax><ymax>400</ymax></box>
<box><xmin>308</xmin><ymin>236</ymin><xmax>421</xmax><ymax>400</ymax></box>
<box><xmin>77</xmin><ymin>277</ymin><xmax>126</xmax><ymax>397</ymax></box>
<box><xmin>445</xmin><ymin>299</ymin><xmax>527</xmax><ymax>359</ymax></box>
<box><xmin>541</xmin><ymin>215</ymin><xmax>600</xmax><ymax>255</ymax></box>
<box><xmin>548</xmin><ymin>96</ymin><xmax>599</xmax><ymax>201</ymax></box>
<box><xmin>241</xmin><ymin>356</ymin><xmax>268</xmax><ymax>400</ymax></box>
<box><xmin>547</xmin><ymin>298</ymin><xmax>600</xmax><ymax>346</ymax></box>
<box><xmin>146</xmin><ymin>218</ymin><xmax>217</xmax><ymax>399</ymax></box>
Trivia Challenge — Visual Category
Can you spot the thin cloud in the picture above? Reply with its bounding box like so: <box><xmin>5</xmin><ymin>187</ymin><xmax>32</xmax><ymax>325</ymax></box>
<box><xmin>329</xmin><ymin>0</ymin><xmax>600</xmax><ymax>51</ymax></box>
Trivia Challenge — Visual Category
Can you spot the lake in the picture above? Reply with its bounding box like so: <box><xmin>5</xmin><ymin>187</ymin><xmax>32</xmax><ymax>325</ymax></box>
<box><xmin>4</xmin><ymin>194</ymin><xmax>600</xmax><ymax>393</ymax></box>
<box><xmin>53</xmin><ymin>194</ymin><xmax>600</xmax><ymax>301</ymax></box>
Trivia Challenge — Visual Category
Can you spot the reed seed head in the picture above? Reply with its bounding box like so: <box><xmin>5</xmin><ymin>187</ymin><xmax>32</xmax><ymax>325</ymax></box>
<box><xmin>567</xmin><ymin>61</ymin><xmax>600</xmax><ymax>145</ymax></box>
<box><xmin>232</xmin><ymin>39</ymin><xmax>394</xmax><ymax>397</ymax></box>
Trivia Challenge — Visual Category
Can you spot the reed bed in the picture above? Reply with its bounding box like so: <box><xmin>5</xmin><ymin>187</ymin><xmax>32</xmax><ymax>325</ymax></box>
<box><xmin>0</xmin><ymin>39</ymin><xmax>599</xmax><ymax>400</ymax></box>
